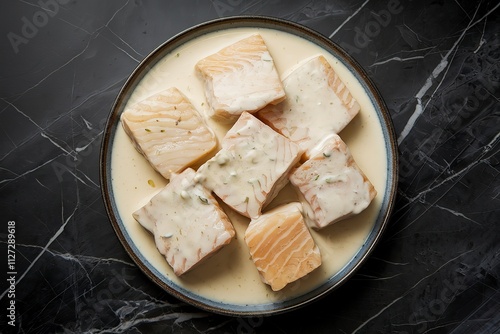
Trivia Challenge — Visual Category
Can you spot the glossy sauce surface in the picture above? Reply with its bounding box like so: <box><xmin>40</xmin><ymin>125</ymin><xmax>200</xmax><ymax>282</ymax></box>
<box><xmin>197</xmin><ymin>111</ymin><xmax>302</xmax><ymax>219</ymax></box>
<box><xmin>111</xmin><ymin>27</ymin><xmax>388</xmax><ymax>304</ymax></box>
<box><xmin>259</xmin><ymin>55</ymin><xmax>359</xmax><ymax>158</ymax></box>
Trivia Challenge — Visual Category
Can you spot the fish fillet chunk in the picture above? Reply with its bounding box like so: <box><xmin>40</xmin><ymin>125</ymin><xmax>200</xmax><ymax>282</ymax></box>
<box><xmin>196</xmin><ymin>34</ymin><xmax>285</xmax><ymax>122</ymax></box>
<box><xmin>289</xmin><ymin>134</ymin><xmax>377</xmax><ymax>229</ymax></box>
<box><xmin>197</xmin><ymin>112</ymin><xmax>302</xmax><ymax>218</ymax></box>
<box><xmin>121</xmin><ymin>87</ymin><xmax>218</xmax><ymax>179</ymax></box>
<box><xmin>132</xmin><ymin>168</ymin><xmax>235</xmax><ymax>276</ymax></box>
<box><xmin>257</xmin><ymin>55</ymin><xmax>360</xmax><ymax>159</ymax></box>
<box><xmin>245</xmin><ymin>202</ymin><xmax>322</xmax><ymax>291</ymax></box>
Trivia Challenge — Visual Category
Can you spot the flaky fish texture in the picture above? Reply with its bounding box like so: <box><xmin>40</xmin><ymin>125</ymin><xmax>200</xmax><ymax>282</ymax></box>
<box><xmin>257</xmin><ymin>55</ymin><xmax>359</xmax><ymax>159</ymax></box>
<box><xmin>245</xmin><ymin>202</ymin><xmax>321</xmax><ymax>291</ymax></box>
<box><xmin>121</xmin><ymin>87</ymin><xmax>217</xmax><ymax>179</ymax></box>
<box><xmin>133</xmin><ymin>168</ymin><xmax>235</xmax><ymax>276</ymax></box>
<box><xmin>196</xmin><ymin>34</ymin><xmax>285</xmax><ymax>122</ymax></box>
<box><xmin>289</xmin><ymin>134</ymin><xmax>376</xmax><ymax>229</ymax></box>
<box><xmin>197</xmin><ymin>112</ymin><xmax>302</xmax><ymax>218</ymax></box>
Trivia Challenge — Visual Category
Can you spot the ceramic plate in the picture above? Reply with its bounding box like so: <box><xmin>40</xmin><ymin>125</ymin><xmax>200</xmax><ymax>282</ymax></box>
<box><xmin>100</xmin><ymin>16</ymin><xmax>398</xmax><ymax>316</ymax></box>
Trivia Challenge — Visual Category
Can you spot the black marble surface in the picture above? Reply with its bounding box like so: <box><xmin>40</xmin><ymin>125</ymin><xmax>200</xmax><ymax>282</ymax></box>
<box><xmin>1</xmin><ymin>0</ymin><xmax>499</xmax><ymax>333</ymax></box>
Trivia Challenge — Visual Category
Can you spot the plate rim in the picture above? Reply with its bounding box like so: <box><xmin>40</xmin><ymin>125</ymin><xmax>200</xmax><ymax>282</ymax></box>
<box><xmin>99</xmin><ymin>15</ymin><xmax>399</xmax><ymax>317</ymax></box>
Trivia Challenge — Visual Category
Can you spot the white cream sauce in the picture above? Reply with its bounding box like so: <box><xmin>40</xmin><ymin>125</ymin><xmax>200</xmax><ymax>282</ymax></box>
<box><xmin>110</xmin><ymin>27</ymin><xmax>388</xmax><ymax>305</ymax></box>
<box><xmin>132</xmin><ymin>168</ymin><xmax>234</xmax><ymax>276</ymax></box>
<box><xmin>263</xmin><ymin>55</ymin><xmax>358</xmax><ymax>157</ymax></box>
<box><xmin>199</xmin><ymin>35</ymin><xmax>284</xmax><ymax>117</ymax></box>
<box><xmin>197</xmin><ymin>112</ymin><xmax>301</xmax><ymax>219</ymax></box>
<box><xmin>290</xmin><ymin>134</ymin><xmax>376</xmax><ymax>229</ymax></box>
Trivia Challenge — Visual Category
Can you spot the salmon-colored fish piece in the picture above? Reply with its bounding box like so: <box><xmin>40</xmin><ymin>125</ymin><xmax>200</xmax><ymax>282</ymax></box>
<box><xmin>196</xmin><ymin>112</ymin><xmax>302</xmax><ymax>218</ymax></box>
<box><xmin>121</xmin><ymin>87</ymin><xmax>217</xmax><ymax>179</ymax></box>
<box><xmin>289</xmin><ymin>134</ymin><xmax>376</xmax><ymax>229</ymax></box>
<box><xmin>133</xmin><ymin>168</ymin><xmax>235</xmax><ymax>276</ymax></box>
<box><xmin>257</xmin><ymin>55</ymin><xmax>359</xmax><ymax>159</ymax></box>
<box><xmin>245</xmin><ymin>202</ymin><xmax>321</xmax><ymax>291</ymax></box>
<box><xmin>196</xmin><ymin>34</ymin><xmax>285</xmax><ymax>122</ymax></box>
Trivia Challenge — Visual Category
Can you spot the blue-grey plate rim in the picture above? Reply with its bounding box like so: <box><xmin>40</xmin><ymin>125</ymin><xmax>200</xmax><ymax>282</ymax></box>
<box><xmin>100</xmin><ymin>15</ymin><xmax>399</xmax><ymax>317</ymax></box>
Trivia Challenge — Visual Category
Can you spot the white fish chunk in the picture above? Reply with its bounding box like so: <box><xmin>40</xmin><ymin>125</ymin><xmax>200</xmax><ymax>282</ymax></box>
<box><xmin>196</xmin><ymin>34</ymin><xmax>286</xmax><ymax>122</ymax></box>
<box><xmin>245</xmin><ymin>202</ymin><xmax>322</xmax><ymax>291</ymax></box>
<box><xmin>133</xmin><ymin>168</ymin><xmax>235</xmax><ymax>276</ymax></box>
<box><xmin>289</xmin><ymin>134</ymin><xmax>376</xmax><ymax>229</ymax></box>
<box><xmin>121</xmin><ymin>87</ymin><xmax>218</xmax><ymax>179</ymax></box>
<box><xmin>257</xmin><ymin>55</ymin><xmax>360</xmax><ymax>159</ymax></box>
<box><xmin>197</xmin><ymin>112</ymin><xmax>302</xmax><ymax>218</ymax></box>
